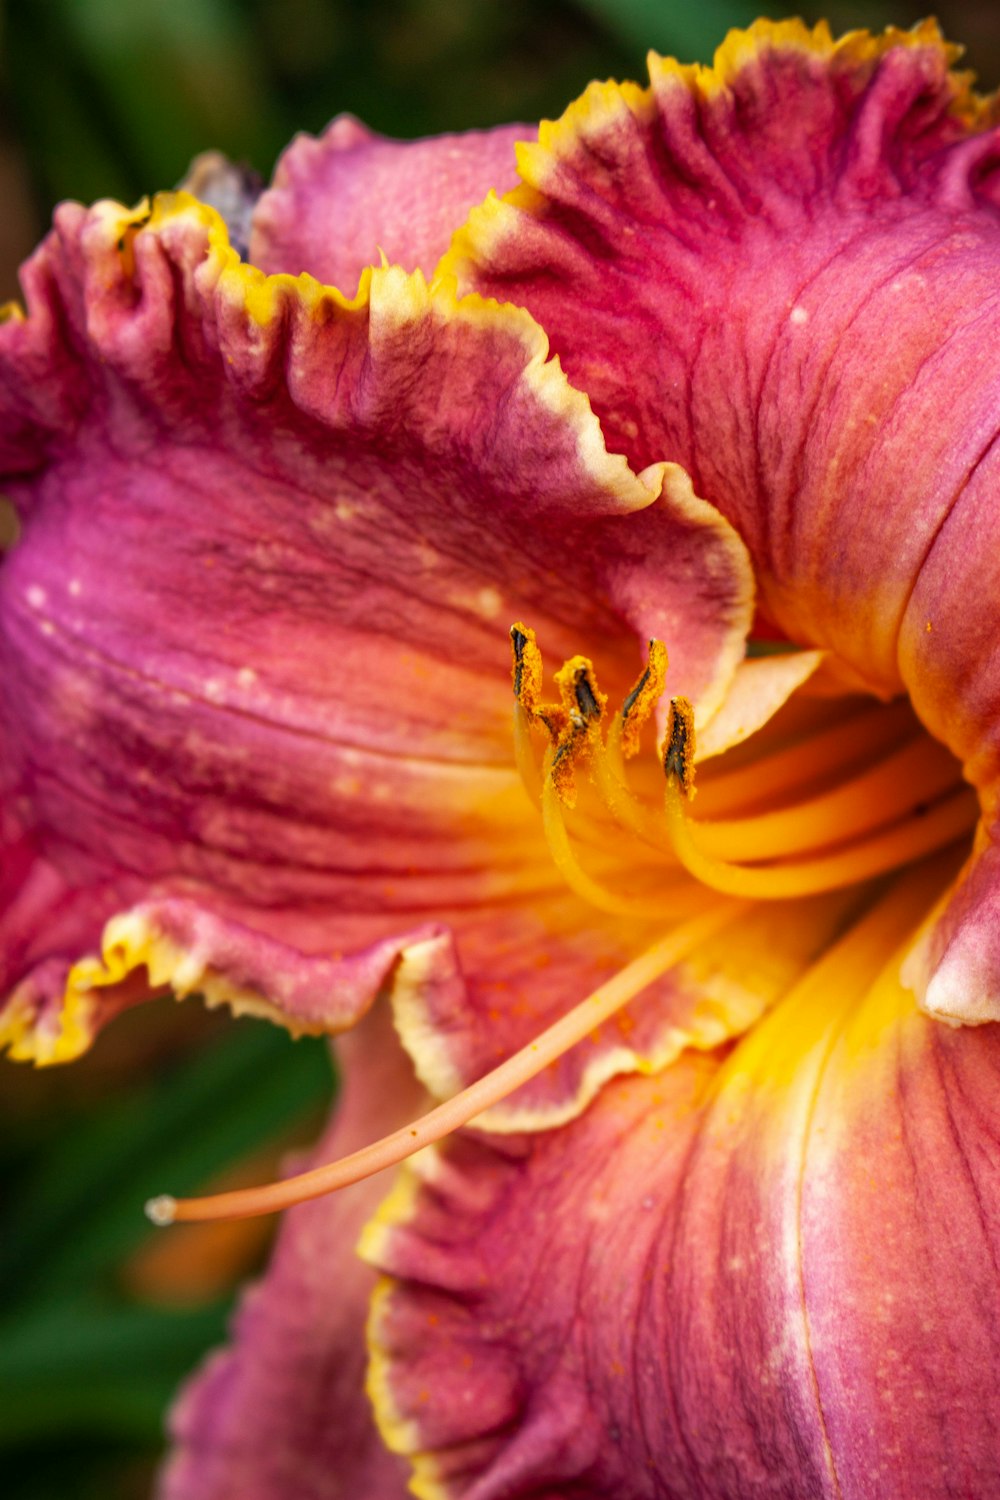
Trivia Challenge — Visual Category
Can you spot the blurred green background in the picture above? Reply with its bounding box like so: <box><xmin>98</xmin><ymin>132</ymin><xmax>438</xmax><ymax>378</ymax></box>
<box><xmin>1</xmin><ymin>1</ymin><xmax>998</xmax><ymax>1496</ymax></box>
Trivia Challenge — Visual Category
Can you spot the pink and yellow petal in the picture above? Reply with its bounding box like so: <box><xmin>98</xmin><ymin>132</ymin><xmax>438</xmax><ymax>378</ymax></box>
<box><xmin>446</xmin><ymin>20</ymin><xmax>1000</xmax><ymax>696</ymax></box>
<box><xmin>251</xmin><ymin>116</ymin><xmax>533</xmax><ymax>289</ymax></box>
<box><xmin>394</xmin><ymin>884</ymin><xmax>859</xmax><ymax>1131</ymax></box>
<box><xmin>161</xmin><ymin>1007</ymin><xmax>420</xmax><ymax>1500</ymax></box>
<box><xmin>0</xmin><ymin>193</ymin><xmax>750</xmax><ymax>1059</ymax></box>
<box><xmin>449</xmin><ymin>20</ymin><xmax>1000</xmax><ymax>1025</ymax></box>
<box><xmin>363</xmin><ymin>858</ymin><xmax>1000</xmax><ymax>1498</ymax></box>
<box><xmin>694</xmin><ymin>648</ymin><xmax>826</xmax><ymax>760</ymax></box>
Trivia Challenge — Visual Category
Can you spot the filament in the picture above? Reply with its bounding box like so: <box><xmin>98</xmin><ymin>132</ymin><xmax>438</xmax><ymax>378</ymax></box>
<box><xmin>539</xmin><ymin>769</ymin><xmax>710</xmax><ymax>918</ymax></box>
<box><xmin>512</xmin><ymin>701</ymin><xmax>543</xmax><ymax>804</ymax></box>
<box><xmin>695</xmin><ymin>698</ymin><xmax>916</xmax><ymax>816</ymax></box>
<box><xmin>692</xmin><ymin>734</ymin><xmax>963</xmax><ymax>862</ymax></box>
<box><xmin>145</xmin><ymin>629</ymin><xmax>977</xmax><ymax>1231</ymax></box>
<box><xmin>146</xmin><ymin>901</ymin><xmax>742</xmax><ymax>1226</ymax></box>
<box><xmin>664</xmin><ymin>777</ymin><xmax>977</xmax><ymax>899</ymax></box>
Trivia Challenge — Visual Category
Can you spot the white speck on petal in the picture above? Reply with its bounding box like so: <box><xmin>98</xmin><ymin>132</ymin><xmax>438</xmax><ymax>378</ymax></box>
<box><xmin>476</xmin><ymin>586</ymin><xmax>503</xmax><ymax>619</ymax></box>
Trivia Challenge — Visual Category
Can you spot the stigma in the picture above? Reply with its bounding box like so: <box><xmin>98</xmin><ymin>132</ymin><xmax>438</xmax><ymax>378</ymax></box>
<box><xmin>148</xmin><ymin>622</ymin><xmax>976</xmax><ymax>1226</ymax></box>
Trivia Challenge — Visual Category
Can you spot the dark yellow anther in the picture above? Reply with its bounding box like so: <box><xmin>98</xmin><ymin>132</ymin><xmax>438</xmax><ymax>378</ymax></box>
<box><xmin>553</xmin><ymin>655</ymin><xmax>607</xmax><ymax>729</ymax></box>
<box><xmin>510</xmin><ymin>622</ymin><xmax>544</xmax><ymax>715</ymax></box>
<box><xmin>619</xmin><ymin>640</ymin><xmax>668</xmax><ymax>759</ymax></box>
<box><xmin>663</xmin><ymin>697</ymin><xmax>696</xmax><ymax>799</ymax></box>
<box><xmin>544</xmin><ymin>655</ymin><xmax>607</xmax><ymax>806</ymax></box>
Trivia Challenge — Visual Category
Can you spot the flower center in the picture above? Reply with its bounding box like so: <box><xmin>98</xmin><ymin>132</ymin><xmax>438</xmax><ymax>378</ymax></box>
<box><xmin>510</xmin><ymin>622</ymin><xmax>975</xmax><ymax>909</ymax></box>
<box><xmin>148</xmin><ymin>626</ymin><xmax>976</xmax><ymax>1226</ymax></box>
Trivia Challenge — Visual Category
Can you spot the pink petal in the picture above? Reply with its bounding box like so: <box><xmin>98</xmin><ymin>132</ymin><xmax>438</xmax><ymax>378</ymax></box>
<box><xmin>363</xmin><ymin>865</ymin><xmax>1000</xmax><ymax>1498</ymax></box>
<box><xmin>401</xmin><ymin>888</ymin><xmax>857</xmax><ymax>1129</ymax></box>
<box><xmin>448</xmin><ymin>19</ymin><xmax>1000</xmax><ymax>1019</ymax></box>
<box><xmin>447</xmin><ymin>19</ymin><xmax>1000</xmax><ymax>699</ymax></box>
<box><xmin>250</xmin><ymin>116</ymin><xmax>532</xmax><ymax>289</ymax></box>
<box><xmin>0</xmin><ymin>193</ymin><xmax>751</xmax><ymax>1060</ymax></box>
<box><xmin>161</xmin><ymin>1006</ymin><xmax>419</xmax><ymax>1500</ymax></box>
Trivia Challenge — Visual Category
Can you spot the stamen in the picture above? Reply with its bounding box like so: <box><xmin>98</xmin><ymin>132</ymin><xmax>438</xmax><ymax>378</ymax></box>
<box><xmin>540</xmin><ymin>770</ymin><xmax>700</xmax><ymax>918</ymax></box>
<box><xmin>512</xmin><ymin>700</ymin><xmax>543</xmax><ymax>804</ymax></box>
<box><xmin>147</xmin><ymin>902</ymin><xmax>743</xmax><ymax>1225</ymax></box>
<box><xmin>695</xmin><ymin>699</ymin><xmax>916</xmax><ymax>817</ymax></box>
<box><xmin>663</xmin><ymin>697</ymin><xmax>697</xmax><ymax>798</ymax></box>
<box><xmin>510</xmin><ymin>621</ymin><xmax>543</xmax><ymax>713</ymax></box>
<box><xmin>692</xmin><ymin>734</ymin><xmax>963</xmax><ymax>862</ymax></box>
<box><xmin>547</xmin><ymin>655</ymin><xmax>606</xmax><ymax>805</ymax></box>
<box><xmin>509</xmin><ymin>621</ymin><xmax>568</xmax><ymax>803</ymax></box>
<box><xmin>617</xmin><ymin>640</ymin><xmax>668</xmax><ymax>760</ymax></box>
<box><xmin>662</xmin><ymin>696</ymin><xmax>977</xmax><ymax>898</ymax></box>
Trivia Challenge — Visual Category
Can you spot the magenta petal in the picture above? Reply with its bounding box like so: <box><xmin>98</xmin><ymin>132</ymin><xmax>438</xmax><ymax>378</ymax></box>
<box><xmin>364</xmin><ymin>1056</ymin><xmax>722</xmax><ymax>1499</ymax></box>
<box><xmin>450</xmin><ymin>23</ymin><xmax>1000</xmax><ymax>697</ymax></box>
<box><xmin>0</xmin><ymin>193</ymin><xmax>750</xmax><ymax>1060</ymax></box>
<box><xmin>363</xmin><ymin>875</ymin><xmax>1000</xmax><ymax>1499</ymax></box>
<box><xmin>161</xmin><ymin>1007</ymin><xmax>420</xmax><ymax>1500</ymax></box>
<box><xmin>448</xmin><ymin>20</ymin><xmax>1000</xmax><ymax>1022</ymax></box>
<box><xmin>251</xmin><ymin>116</ymin><xmax>532</xmax><ymax>288</ymax></box>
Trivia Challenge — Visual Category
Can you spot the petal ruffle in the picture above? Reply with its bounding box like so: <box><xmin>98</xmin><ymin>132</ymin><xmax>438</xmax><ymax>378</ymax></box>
<box><xmin>251</xmin><ymin>117</ymin><xmax>532</xmax><ymax>289</ymax></box>
<box><xmin>0</xmin><ymin>193</ymin><xmax>752</xmax><ymax>1060</ymax></box>
<box><xmin>447</xmin><ymin>19</ymin><xmax>1000</xmax><ymax>698</ymax></box>
<box><xmin>447</xmin><ymin>20</ymin><xmax>1000</xmax><ymax>1020</ymax></box>
<box><xmin>363</xmin><ymin>858</ymin><xmax>1000</xmax><ymax>1499</ymax></box>
<box><xmin>161</xmin><ymin>1006</ymin><xmax>420</xmax><ymax>1500</ymax></box>
<box><xmin>397</xmin><ymin>887</ymin><xmax>858</xmax><ymax>1129</ymax></box>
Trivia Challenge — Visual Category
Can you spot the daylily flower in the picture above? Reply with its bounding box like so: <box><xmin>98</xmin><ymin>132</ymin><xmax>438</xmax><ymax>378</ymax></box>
<box><xmin>4</xmin><ymin>15</ymin><xmax>1000</xmax><ymax>1499</ymax></box>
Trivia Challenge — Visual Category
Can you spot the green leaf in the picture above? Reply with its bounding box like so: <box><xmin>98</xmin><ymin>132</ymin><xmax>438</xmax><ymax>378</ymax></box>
<box><xmin>0</xmin><ymin>1298</ymin><xmax>230</xmax><ymax>1443</ymax></box>
<box><xmin>1</xmin><ymin>1017</ymin><xmax>333</xmax><ymax>1299</ymax></box>
<box><xmin>574</xmin><ymin>0</ymin><xmax>773</xmax><ymax>60</ymax></box>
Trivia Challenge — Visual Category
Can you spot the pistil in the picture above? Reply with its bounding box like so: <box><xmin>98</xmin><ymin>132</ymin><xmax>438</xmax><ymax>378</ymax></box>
<box><xmin>146</xmin><ymin>623</ymin><xmax>976</xmax><ymax>1227</ymax></box>
<box><xmin>146</xmin><ymin>900</ymin><xmax>743</xmax><ymax>1225</ymax></box>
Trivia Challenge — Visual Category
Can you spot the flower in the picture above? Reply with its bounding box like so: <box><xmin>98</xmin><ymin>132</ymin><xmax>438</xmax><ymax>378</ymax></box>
<box><xmin>4</xmin><ymin>16</ymin><xmax>1000</xmax><ymax>1500</ymax></box>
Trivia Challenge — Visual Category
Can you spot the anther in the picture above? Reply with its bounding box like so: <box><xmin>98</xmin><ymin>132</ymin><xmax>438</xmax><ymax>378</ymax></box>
<box><xmin>547</xmin><ymin>655</ymin><xmax>608</xmax><ymax>805</ymax></box>
<box><xmin>618</xmin><ymin>640</ymin><xmax>668</xmax><ymax>759</ymax></box>
<box><xmin>510</xmin><ymin>621</ymin><xmax>544</xmax><ymax>713</ymax></box>
<box><xmin>663</xmin><ymin>697</ymin><xmax>696</xmax><ymax>799</ymax></box>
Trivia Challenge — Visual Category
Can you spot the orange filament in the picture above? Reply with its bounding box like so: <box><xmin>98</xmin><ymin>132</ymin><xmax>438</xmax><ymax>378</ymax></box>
<box><xmin>512</xmin><ymin>701</ymin><xmax>543</xmax><ymax>804</ymax></box>
<box><xmin>147</xmin><ymin>628</ymin><xmax>977</xmax><ymax>1229</ymax></box>
<box><xmin>146</xmin><ymin>902</ymin><xmax>743</xmax><ymax>1226</ymax></box>
<box><xmin>661</xmin><ymin>694</ymin><xmax>976</xmax><ymax>897</ymax></box>
<box><xmin>540</xmin><ymin>771</ymin><xmax>703</xmax><ymax>919</ymax></box>
<box><xmin>691</xmin><ymin>734</ymin><xmax>964</xmax><ymax>862</ymax></box>
<box><xmin>665</xmin><ymin>770</ymin><xmax>976</xmax><ymax>898</ymax></box>
<box><xmin>695</xmin><ymin>698</ymin><xmax>916</xmax><ymax>817</ymax></box>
